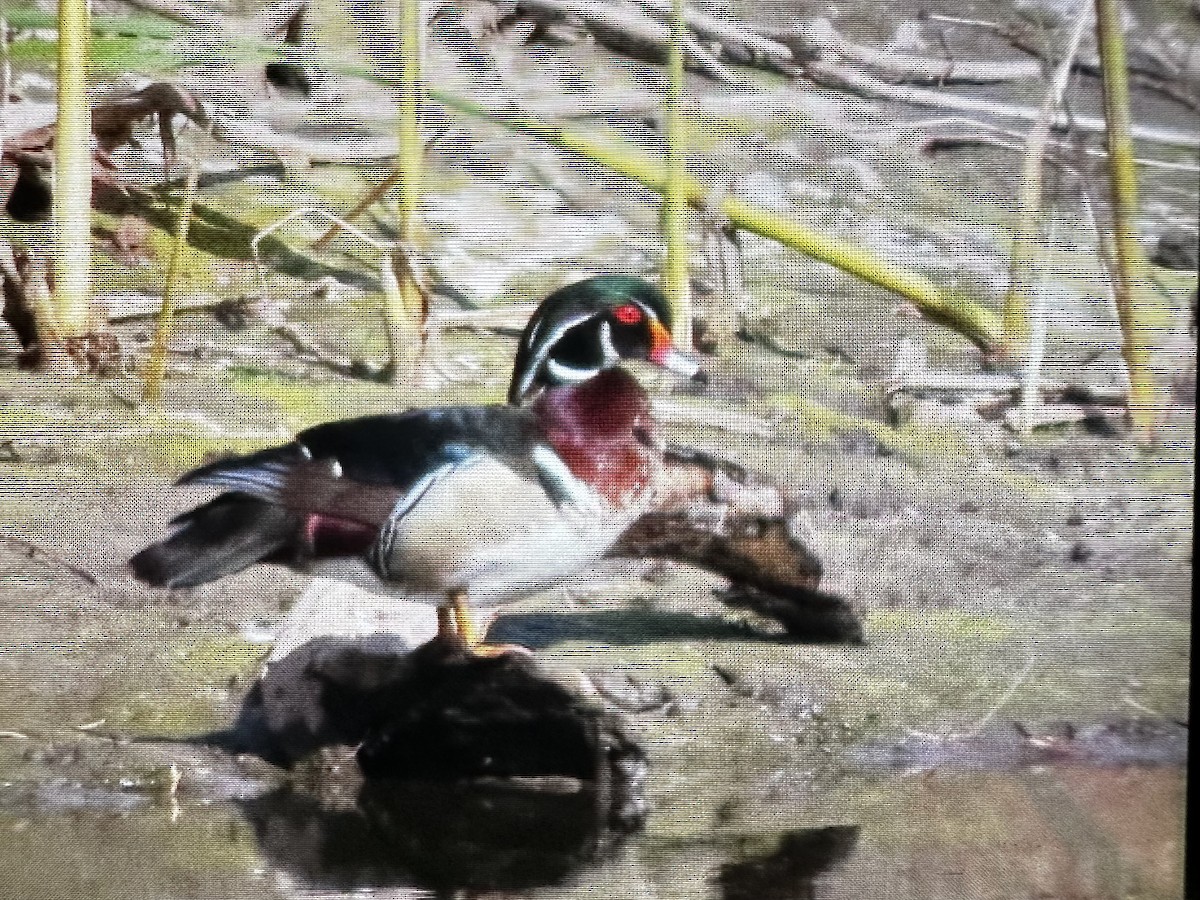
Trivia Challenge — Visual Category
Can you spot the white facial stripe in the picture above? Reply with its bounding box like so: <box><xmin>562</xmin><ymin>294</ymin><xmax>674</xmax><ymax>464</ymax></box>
<box><xmin>547</xmin><ymin>357</ymin><xmax>600</xmax><ymax>384</ymax></box>
<box><xmin>514</xmin><ymin>310</ymin><xmax>598</xmax><ymax>401</ymax></box>
<box><xmin>526</xmin><ymin>310</ymin><xmax>544</xmax><ymax>348</ymax></box>
<box><xmin>599</xmin><ymin>320</ymin><xmax>619</xmax><ymax>367</ymax></box>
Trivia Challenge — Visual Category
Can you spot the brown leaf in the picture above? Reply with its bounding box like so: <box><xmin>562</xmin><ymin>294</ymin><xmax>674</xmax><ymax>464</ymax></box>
<box><xmin>91</xmin><ymin>82</ymin><xmax>209</xmax><ymax>157</ymax></box>
<box><xmin>1</xmin><ymin>83</ymin><xmax>208</xmax><ymax>216</ymax></box>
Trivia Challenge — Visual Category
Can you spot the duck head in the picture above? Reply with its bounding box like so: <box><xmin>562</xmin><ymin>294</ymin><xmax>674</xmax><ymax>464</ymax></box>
<box><xmin>507</xmin><ymin>275</ymin><xmax>700</xmax><ymax>405</ymax></box>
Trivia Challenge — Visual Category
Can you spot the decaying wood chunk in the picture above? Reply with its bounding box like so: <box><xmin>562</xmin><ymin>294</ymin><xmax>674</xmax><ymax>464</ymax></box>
<box><xmin>613</xmin><ymin>447</ymin><xmax>863</xmax><ymax>642</ymax></box>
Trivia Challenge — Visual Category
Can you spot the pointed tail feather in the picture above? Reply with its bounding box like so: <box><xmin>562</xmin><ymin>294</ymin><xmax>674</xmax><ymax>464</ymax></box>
<box><xmin>129</xmin><ymin>493</ymin><xmax>300</xmax><ymax>588</ymax></box>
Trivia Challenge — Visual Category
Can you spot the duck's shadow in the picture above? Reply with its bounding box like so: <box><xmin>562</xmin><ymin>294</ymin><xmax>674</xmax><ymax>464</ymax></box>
<box><xmin>488</xmin><ymin>608</ymin><xmax>778</xmax><ymax>649</ymax></box>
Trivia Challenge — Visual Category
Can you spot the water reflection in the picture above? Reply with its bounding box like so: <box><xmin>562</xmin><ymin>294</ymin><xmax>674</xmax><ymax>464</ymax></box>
<box><xmin>240</xmin><ymin>779</ymin><xmax>640</xmax><ymax>896</ymax></box>
<box><xmin>239</xmin><ymin>777</ymin><xmax>867</xmax><ymax>899</ymax></box>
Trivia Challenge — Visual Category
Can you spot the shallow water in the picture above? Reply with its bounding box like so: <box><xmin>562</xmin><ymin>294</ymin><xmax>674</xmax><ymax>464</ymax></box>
<box><xmin>0</xmin><ymin>762</ymin><xmax>1183</xmax><ymax>899</ymax></box>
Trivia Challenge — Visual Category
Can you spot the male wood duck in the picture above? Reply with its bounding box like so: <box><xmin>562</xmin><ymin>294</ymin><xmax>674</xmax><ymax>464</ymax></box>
<box><xmin>130</xmin><ymin>275</ymin><xmax>699</xmax><ymax>650</ymax></box>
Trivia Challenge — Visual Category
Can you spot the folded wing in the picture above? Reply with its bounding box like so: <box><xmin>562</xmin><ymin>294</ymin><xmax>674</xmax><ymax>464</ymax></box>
<box><xmin>129</xmin><ymin>405</ymin><xmax>534</xmax><ymax>588</ymax></box>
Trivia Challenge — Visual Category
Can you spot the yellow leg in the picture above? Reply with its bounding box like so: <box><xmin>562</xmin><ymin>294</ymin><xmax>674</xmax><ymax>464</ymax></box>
<box><xmin>450</xmin><ymin>590</ymin><xmax>478</xmax><ymax>647</ymax></box>
<box><xmin>447</xmin><ymin>590</ymin><xmax>529</xmax><ymax>657</ymax></box>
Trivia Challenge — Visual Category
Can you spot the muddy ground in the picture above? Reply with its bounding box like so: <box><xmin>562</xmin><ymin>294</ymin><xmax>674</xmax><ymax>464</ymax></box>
<box><xmin>1</xmin><ymin>0</ymin><xmax>1195</xmax><ymax>897</ymax></box>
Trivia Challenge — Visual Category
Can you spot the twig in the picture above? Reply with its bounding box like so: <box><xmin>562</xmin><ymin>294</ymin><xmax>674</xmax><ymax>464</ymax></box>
<box><xmin>925</xmin><ymin>12</ymin><xmax>1200</xmax><ymax>113</ymax></box>
<box><xmin>922</xmin><ymin>130</ymin><xmax>1200</xmax><ymax>173</ymax></box>
<box><xmin>775</xmin><ymin>17</ymin><xmax>1046</xmax><ymax>84</ymax></box>
<box><xmin>632</xmin><ymin>0</ymin><xmax>793</xmax><ymax>69</ymax></box>
<box><xmin>661</xmin><ymin>0</ymin><xmax>693</xmax><ymax>346</ymax></box>
<box><xmin>962</xmin><ymin>654</ymin><xmax>1036</xmax><ymax>739</ymax></box>
<box><xmin>144</xmin><ymin>161</ymin><xmax>199</xmax><ymax>403</ymax></box>
<box><xmin>1</xmin><ymin>16</ymin><xmax>11</xmax><ymax>123</ymax></box>
<box><xmin>1005</xmin><ymin>1</ymin><xmax>1092</xmax><ymax>424</ymax></box>
<box><xmin>269</xmin><ymin>320</ymin><xmax>388</xmax><ymax>380</ymax></box>
<box><xmin>209</xmin><ymin>116</ymin><xmax>398</xmax><ymax>164</ymax></box>
<box><xmin>885</xmin><ymin>341</ymin><xmax>1127</xmax><ymax>404</ymax></box>
<box><xmin>100</xmin><ymin>291</ymin><xmax>228</xmax><ymax>322</ymax></box>
<box><xmin>252</xmin><ymin>206</ymin><xmax>432</xmax><ymax>382</ymax></box>
<box><xmin>1004</xmin><ymin>401</ymin><xmax>1092</xmax><ymax>431</ymax></box>
<box><xmin>787</xmin><ymin>58</ymin><xmax>1200</xmax><ymax>149</ymax></box>
<box><xmin>0</xmin><ymin>532</ymin><xmax>99</xmax><ymax>584</ymax></box>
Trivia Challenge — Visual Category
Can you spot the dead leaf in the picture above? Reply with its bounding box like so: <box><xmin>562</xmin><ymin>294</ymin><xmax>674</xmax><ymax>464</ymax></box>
<box><xmin>1</xmin><ymin>82</ymin><xmax>209</xmax><ymax>217</ymax></box>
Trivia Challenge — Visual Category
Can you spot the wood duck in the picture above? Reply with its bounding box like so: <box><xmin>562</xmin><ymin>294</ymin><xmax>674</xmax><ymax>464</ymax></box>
<box><xmin>130</xmin><ymin>275</ymin><xmax>699</xmax><ymax>650</ymax></box>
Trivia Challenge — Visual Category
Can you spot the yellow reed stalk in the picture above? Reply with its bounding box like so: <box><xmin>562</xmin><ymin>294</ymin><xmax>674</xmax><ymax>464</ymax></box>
<box><xmin>661</xmin><ymin>0</ymin><xmax>692</xmax><ymax>346</ymax></box>
<box><xmin>430</xmin><ymin>93</ymin><xmax>1002</xmax><ymax>350</ymax></box>
<box><xmin>385</xmin><ymin>0</ymin><xmax>426</xmax><ymax>385</ymax></box>
<box><xmin>52</xmin><ymin>0</ymin><xmax>92</xmax><ymax>341</ymax></box>
<box><xmin>1095</xmin><ymin>0</ymin><xmax>1174</xmax><ymax>439</ymax></box>
<box><xmin>143</xmin><ymin>165</ymin><xmax>200</xmax><ymax>403</ymax></box>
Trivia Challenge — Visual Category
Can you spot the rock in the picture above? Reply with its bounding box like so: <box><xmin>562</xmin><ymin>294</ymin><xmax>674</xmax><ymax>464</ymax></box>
<box><xmin>225</xmin><ymin>632</ymin><xmax>647</xmax><ymax>895</ymax></box>
<box><xmin>1149</xmin><ymin>228</ymin><xmax>1199</xmax><ymax>271</ymax></box>
<box><xmin>266</xmin><ymin>576</ymin><xmax>439</xmax><ymax>663</ymax></box>
<box><xmin>1069</xmin><ymin>541</ymin><xmax>1094</xmax><ymax>563</ymax></box>
<box><xmin>227</xmin><ymin>634</ymin><xmax>647</xmax><ymax>829</ymax></box>
<box><xmin>718</xmin><ymin>825</ymin><xmax>860</xmax><ymax>900</ymax></box>
<box><xmin>356</xmin><ymin>641</ymin><xmax>644</xmax><ymax>799</ymax></box>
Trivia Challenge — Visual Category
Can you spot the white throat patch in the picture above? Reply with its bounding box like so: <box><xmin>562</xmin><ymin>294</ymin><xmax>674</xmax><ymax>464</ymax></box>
<box><xmin>546</xmin><ymin>356</ymin><xmax>601</xmax><ymax>385</ymax></box>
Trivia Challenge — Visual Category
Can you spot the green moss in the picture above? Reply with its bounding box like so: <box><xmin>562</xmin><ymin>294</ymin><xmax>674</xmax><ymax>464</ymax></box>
<box><xmin>7</xmin><ymin>36</ymin><xmax>182</xmax><ymax>75</ymax></box>
<box><xmin>867</xmin><ymin>608</ymin><xmax>1017</xmax><ymax>640</ymax></box>
<box><xmin>116</xmin><ymin>691</ymin><xmax>227</xmax><ymax>736</ymax></box>
<box><xmin>225</xmin><ymin>366</ymin><xmax>397</xmax><ymax>427</ymax></box>
<box><xmin>126</xmin><ymin>427</ymin><xmax>258</xmax><ymax>472</ymax></box>
<box><xmin>179</xmin><ymin>638</ymin><xmax>267</xmax><ymax>681</ymax></box>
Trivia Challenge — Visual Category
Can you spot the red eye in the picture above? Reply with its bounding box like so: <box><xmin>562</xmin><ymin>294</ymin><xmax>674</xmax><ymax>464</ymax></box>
<box><xmin>613</xmin><ymin>304</ymin><xmax>643</xmax><ymax>325</ymax></box>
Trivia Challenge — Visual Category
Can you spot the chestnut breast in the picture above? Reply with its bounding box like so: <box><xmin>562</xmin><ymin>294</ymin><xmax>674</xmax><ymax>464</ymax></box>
<box><xmin>532</xmin><ymin>369</ymin><xmax>659</xmax><ymax>505</ymax></box>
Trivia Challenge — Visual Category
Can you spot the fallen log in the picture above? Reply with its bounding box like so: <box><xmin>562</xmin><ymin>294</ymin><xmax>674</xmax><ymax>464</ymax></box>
<box><xmin>611</xmin><ymin>446</ymin><xmax>863</xmax><ymax>643</ymax></box>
